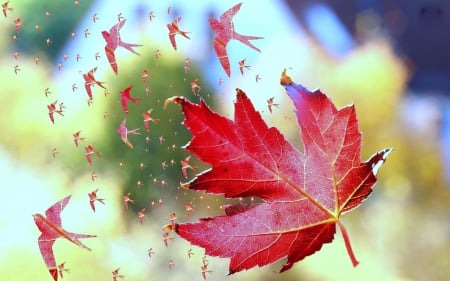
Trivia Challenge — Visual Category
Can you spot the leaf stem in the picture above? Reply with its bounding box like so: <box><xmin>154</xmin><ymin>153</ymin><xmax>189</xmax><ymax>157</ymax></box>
<box><xmin>337</xmin><ymin>219</ymin><xmax>359</xmax><ymax>267</ymax></box>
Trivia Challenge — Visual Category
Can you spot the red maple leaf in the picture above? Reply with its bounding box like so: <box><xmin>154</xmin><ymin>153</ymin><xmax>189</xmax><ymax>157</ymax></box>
<box><xmin>164</xmin><ymin>70</ymin><xmax>392</xmax><ymax>273</ymax></box>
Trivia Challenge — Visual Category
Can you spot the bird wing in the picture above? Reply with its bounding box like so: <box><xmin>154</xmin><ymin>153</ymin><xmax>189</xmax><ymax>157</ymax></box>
<box><xmin>213</xmin><ymin>38</ymin><xmax>230</xmax><ymax>77</ymax></box>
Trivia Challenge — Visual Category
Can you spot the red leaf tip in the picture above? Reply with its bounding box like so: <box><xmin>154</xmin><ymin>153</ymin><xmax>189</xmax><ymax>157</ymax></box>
<box><xmin>164</xmin><ymin>96</ymin><xmax>185</xmax><ymax>109</ymax></box>
<box><xmin>162</xmin><ymin>223</ymin><xmax>178</xmax><ymax>232</ymax></box>
<box><xmin>371</xmin><ymin>148</ymin><xmax>394</xmax><ymax>176</ymax></box>
<box><xmin>235</xmin><ymin>88</ymin><xmax>246</xmax><ymax>98</ymax></box>
<box><xmin>179</xmin><ymin>181</ymin><xmax>190</xmax><ymax>189</ymax></box>
<box><xmin>280</xmin><ymin>68</ymin><xmax>293</xmax><ymax>85</ymax></box>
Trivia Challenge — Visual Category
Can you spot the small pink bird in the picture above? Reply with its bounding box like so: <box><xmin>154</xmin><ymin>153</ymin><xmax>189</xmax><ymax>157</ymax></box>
<box><xmin>187</xmin><ymin>248</ymin><xmax>194</xmax><ymax>259</ymax></box>
<box><xmin>209</xmin><ymin>3</ymin><xmax>263</xmax><ymax>76</ymax></box>
<box><xmin>51</xmin><ymin>148</ymin><xmax>58</xmax><ymax>159</ymax></box>
<box><xmin>184</xmin><ymin>57</ymin><xmax>190</xmax><ymax>73</ymax></box>
<box><xmin>148</xmin><ymin>11</ymin><xmax>155</xmax><ymax>21</ymax></box>
<box><xmin>167</xmin><ymin>17</ymin><xmax>190</xmax><ymax>50</ymax></box>
<box><xmin>13</xmin><ymin>64</ymin><xmax>20</xmax><ymax>74</ymax></box>
<box><xmin>85</xmin><ymin>144</ymin><xmax>101</xmax><ymax>165</ymax></box>
<box><xmin>163</xmin><ymin>232</ymin><xmax>175</xmax><ymax>247</ymax></box>
<box><xmin>141</xmin><ymin>69</ymin><xmax>152</xmax><ymax>83</ymax></box>
<box><xmin>148</xmin><ymin>248</ymin><xmax>154</xmax><ymax>258</ymax></box>
<box><xmin>88</xmin><ymin>188</ymin><xmax>105</xmax><ymax>212</ymax></box>
<box><xmin>154</xmin><ymin>49</ymin><xmax>161</xmax><ymax>58</ymax></box>
<box><xmin>92</xmin><ymin>13</ymin><xmax>98</xmax><ymax>23</ymax></box>
<box><xmin>123</xmin><ymin>192</ymin><xmax>135</xmax><ymax>209</ymax></box>
<box><xmin>238</xmin><ymin>58</ymin><xmax>251</xmax><ymax>75</ymax></box>
<box><xmin>2</xmin><ymin>1</ymin><xmax>13</xmax><ymax>18</ymax></box>
<box><xmin>190</xmin><ymin>79</ymin><xmax>201</xmax><ymax>95</ymax></box>
<box><xmin>57</xmin><ymin>262</ymin><xmax>70</xmax><ymax>279</ymax></box>
<box><xmin>169</xmin><ymin>212</ymin><xmax>178</xmax><ymax>228</ymax></box>
<box><xmin>102</xmin><ymin>19</ymin><xmax>142</xmax><ymax>74</ymax></box>
<box><xmin>181</xmin><ymin>155</ymin><xmax>195</xmax><ymax>179</ymax></box>
<box><xmin>119</xmin><ymin>86</ymin><xmax>140</xmax><ymax>115</ymax></box>
<box><xmin>73</xmin><ymin>130</ymin><xmax>86</xmax><ymax>147</ymax></box>
<box><xmin>82</xmin><ymin>67</ymin><xmax>106</xmax><ymax>100</ymax></box>
<box><xmin>117</xmin><ymin>13</ymin><xmax>124</xmax><ymax>22</ymax></box>
<box><xmin>47</xmin><ymin>101</ymin><xmax>64</xmax><ymax>124</ymax></box>
<box><xmin>116</xmin><ymin>119</ymin><xmax>140</xmax><ymax>149</ymax></box>
<box><xmin>201</xmin><ymin>258</ymin><xmax>214</xmax><ymax>280</ymax></box>
<box><xmin>142</xmin><ymin>109</ymin><xmax>159</xmax><ymax>132</ymax></box>
<box><xmin>137</xmin><ymin>208</ymin><xmax>146</xmax><ymax>224</ymax></box>
<box><xmin>112</xmin><ymin>268</ymin><xmax>125</xmax><ymax>281</ymax></box>
<box><xmin>14</xmin><ymin>17</ymin><xmax>24</xmax><ymax>33</ymax></box>
<box><xmin>267</xmin><ymin>97</ymin><xmax>279</xmax><ymax>113</ymax></box>
<box><xmin>185</xmin><ymin>202</ymin><xmax>194</xmax><ymax>217</ymax></box>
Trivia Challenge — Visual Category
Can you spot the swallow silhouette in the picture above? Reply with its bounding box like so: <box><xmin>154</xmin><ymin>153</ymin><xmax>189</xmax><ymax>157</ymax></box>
<box><xmin>209</xmin><ymin>3</ymin><xmax>263</xmax><ymax>76</ymax></box>
<box><xmin>102</xmin><ymin>19</ymin><xmax>142</xmax><ymax>74</ymax></box>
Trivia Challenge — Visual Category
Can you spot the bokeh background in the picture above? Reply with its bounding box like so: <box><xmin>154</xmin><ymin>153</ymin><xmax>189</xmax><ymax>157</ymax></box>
<box><xmin>0</xmin><ymin>1</ymin><xmax>449</xmax><ymax>280</ymax></box>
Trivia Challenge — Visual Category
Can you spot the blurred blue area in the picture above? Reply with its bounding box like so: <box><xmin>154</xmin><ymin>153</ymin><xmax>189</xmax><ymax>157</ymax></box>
<box><xmin>442</xmin><ymin>104</ymin><xmax>450</xmax><ymax>184</ymax></box>
<box><xmin>302</xmin><ymin>3</ymin><xmax>354</xmax><ymax>56</ymax></box>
